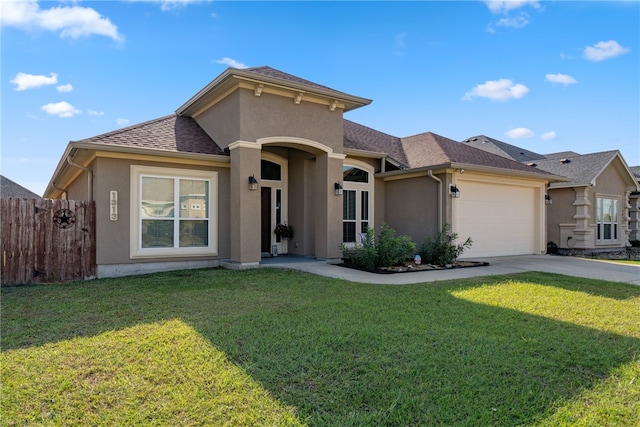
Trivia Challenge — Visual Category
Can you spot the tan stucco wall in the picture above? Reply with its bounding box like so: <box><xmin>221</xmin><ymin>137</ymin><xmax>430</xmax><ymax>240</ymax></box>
<box><xmin>383</xmin><ymin>175</ymin><xmax>439</xmax><ymax>244</ymax></box>
<box><xmin>546</xmin><ymin>187</ymin><xmax>576</xmax><ymax>246</ymax></box>
<box><xmin>287</xmin><ymin>150</ymin><xmax>316</xmax><ymax>256</ymax></box>
<box><xmin>193</xmin><ymin>91</ymin><xmax>241</xmax><ymax>150</ymax></box>
<box><xmin>92</xmin><ymin>157</ymin><xmax>230</xmax><ymax>266</ymax></box>
<box><xmin>65</xmin><ymin>166</ymin><xmax>91</xmax><ymax>200</ymax></box>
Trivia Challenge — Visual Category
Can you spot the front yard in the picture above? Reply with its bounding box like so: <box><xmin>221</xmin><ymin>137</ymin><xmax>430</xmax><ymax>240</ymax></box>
<box><xmin>2</xmin><ymin>269</ymin><xmax>639</xmax><ymax>426</ymax></box>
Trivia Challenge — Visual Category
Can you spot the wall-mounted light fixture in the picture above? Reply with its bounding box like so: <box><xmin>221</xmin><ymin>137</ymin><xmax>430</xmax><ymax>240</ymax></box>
<box><xmin>545</xmin><ymin>194</ymin><xmax>552</xmax><ymax>205</ymax></box>
<box><xmin>334</xmin><ymin>182</ymin><xmax>343</xmax><ymax>195</ymax></box>
<box><xmin>450</xmin><ymin>184</ymin><xmax>460</xmax><ymax>198</ymax></box>
<box><xmin>248</xmin><ymin>175</ymin><xmax>259</xmax><ymax>191</ymax></box>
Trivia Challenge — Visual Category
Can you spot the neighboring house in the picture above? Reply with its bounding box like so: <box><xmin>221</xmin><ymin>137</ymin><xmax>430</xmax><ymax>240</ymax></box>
<box><xmin>1</xmin><ymin>175</ymin><xmax>42</xmax><ymax>199</ymax></box>
<box><xmin>462</xmin><ymin>136</ymin><xmax>640</xmax><ymax>253</ymax></box>
<box><xmin>45</xmin><ymin>66</ymin><xmax>563</xmax><ymax>278</ymax></box>
<box><xmin>630</xmin><ymin>166</ymin><xmax>640</xmax><ymax>242</ymax></box>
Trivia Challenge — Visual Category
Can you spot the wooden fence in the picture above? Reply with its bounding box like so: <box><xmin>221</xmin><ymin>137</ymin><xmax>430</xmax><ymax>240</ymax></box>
<box><xmin>1</xmin><ymin>199</ymin><xmax>96</xmax><ymax>285</ymax></box>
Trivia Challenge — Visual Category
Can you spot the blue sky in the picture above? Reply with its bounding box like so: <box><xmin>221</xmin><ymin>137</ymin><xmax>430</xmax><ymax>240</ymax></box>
<box><xmin>2</xmin><ymin>0</ymin><xmax>638</xmax><ymax>196</ymax></box>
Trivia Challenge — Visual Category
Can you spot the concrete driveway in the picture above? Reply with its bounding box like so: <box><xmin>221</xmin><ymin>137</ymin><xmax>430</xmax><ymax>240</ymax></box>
<box><xmin>265</xmin><ymin>255</ymin><xmax>640</xmax><ymax>285</ymax></box>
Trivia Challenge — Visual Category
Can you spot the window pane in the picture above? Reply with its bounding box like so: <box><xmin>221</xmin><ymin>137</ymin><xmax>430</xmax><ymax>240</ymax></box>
<box><xmin>597</xmin><ymin>198</ymin><xmax>602</xmax><ymax>222</ymax></box>
<box><xmin>361</xmin><ymin>191</ymin><xmax>369</xmax><ymax>220</ymax></box>
<box><xmin>343</xmin><ymin>222</ymin><xmax>356</xmax><ymax>243</ymax></box>
<box><xmin>142</xmin><ymin>177</ymin><xmax>174</xmax><ymax>218</ymax></box>
<box><xmin>604</xmin><ymin>224</ymin><xmax>612</xmax><ymax>240</ymax></box>
<box><xmin>603</xmin><ymin>199</ymin><xmax>612</xmax><ymax>222</ymax></box>
<box><xmin>343</xmin><ymin>190</ymin><xmax>356</xmax><ymax>220</ymax></box>
<box><xmin>612</xmin><ymin>200</ymin><xmax>618</xmax><ymax>219</ymax></box>
<box><xmin>180</xmin><ymin>180</ymin><xmax>208</xmax><ymax>218</ymax></box>
<box><xmin>343</xmin><ymin>166</ymin><xmax>368</xmax><ymax>183</ymax></box>
<box><xmin>179</xmin><ymin>220</ymin><xmax>209</xmax><ymax>247</ymax></box>
<box><xmin>142</xmin><ymin>219</ymin><xmax>174</xmax><ymax>248</ymax></box>
<box><xmin>261</xmin><ymin>160</ymin><xmax>281</xmax><ymax>181</ymax></box>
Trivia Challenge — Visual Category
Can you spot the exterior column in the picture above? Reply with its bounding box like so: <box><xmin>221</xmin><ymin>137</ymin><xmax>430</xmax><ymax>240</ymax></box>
<box><xmin>229</xmin><ymin>142</ymin><xmax>261</xmax><ymax>266</ymax></box>
<box><xmin>315</xmin><ymin>153</ymin><xmax>344</xmax><ymax>259</ymax></box>
<box><xmin>572</xmin><ymin>186</ymin><xmax>592</xmax><ymax>249</ymax></box>
<box><xmin>629</xmin><ymin>194</ymin><xmax>640</xmax><ymax>242</ymax></box>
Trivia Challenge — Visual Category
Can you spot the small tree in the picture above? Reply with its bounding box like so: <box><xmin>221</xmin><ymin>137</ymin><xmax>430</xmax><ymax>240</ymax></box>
<box><xmin>419</xmin><ymin>223</ymin><xmax>472</xmax><ymax>266</ymax></box>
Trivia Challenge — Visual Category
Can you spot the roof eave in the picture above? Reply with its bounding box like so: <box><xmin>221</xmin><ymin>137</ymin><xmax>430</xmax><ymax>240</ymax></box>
<box><xmin>176</xmin><ymin>68</ymin><xmax>372</xmax><ymax>116</ymax></box>
<box><xmin>44</xmin><ymin>141</ymin><xmax>231</xmax><ymax>198</ymax></box>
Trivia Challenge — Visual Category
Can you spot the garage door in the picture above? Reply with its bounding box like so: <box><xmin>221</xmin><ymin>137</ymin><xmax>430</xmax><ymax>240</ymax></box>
<box><xmin>454</xmin><ymin>180</ymin><xmax>535</xmax><ymax>258</ymax></box>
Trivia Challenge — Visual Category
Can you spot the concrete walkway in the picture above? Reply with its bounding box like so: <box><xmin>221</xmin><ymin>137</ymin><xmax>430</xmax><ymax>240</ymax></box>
<box><xmin>261</xmin><ymin>255</ymin><xmax>640</xmax><ymax>285</ymax></box>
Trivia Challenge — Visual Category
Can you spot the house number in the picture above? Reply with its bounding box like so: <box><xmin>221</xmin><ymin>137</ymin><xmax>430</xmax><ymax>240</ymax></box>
<box><xmin>110</xmin><ymin>190</ymin><xmax>118</xmax><ymax>221</ymax></box>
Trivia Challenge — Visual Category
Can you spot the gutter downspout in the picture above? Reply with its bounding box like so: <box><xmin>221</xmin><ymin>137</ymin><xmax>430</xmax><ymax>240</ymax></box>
<box><xmin>52</xmin><ymin>183</ymin><xmax>68</xmax><ymax>200</ymax></box>
<box><xmin>427</xmin><ymin>170</ymin><xmax>443</xmax><ymax>230</ymax></box>
<box><xmin>66</xmin><ymin>156</ymin><xmax>93</xmax><ymax>201</ymax></box>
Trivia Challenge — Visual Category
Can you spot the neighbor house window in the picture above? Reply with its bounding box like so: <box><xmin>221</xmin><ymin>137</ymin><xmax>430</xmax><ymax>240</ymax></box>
<box><xmin>596</xmin><ymin>196</ymin><xmax>619</xmax><ymax>242</ymax></box>
<box><xmin>342</xmin><ymin>163</ymin><xmax>373</xmax><ymax>244</ymax></box>
<box><xmin>131</xmin><ymin>166</ymin><xmax>217</xmax><ymax>258</ymax></box>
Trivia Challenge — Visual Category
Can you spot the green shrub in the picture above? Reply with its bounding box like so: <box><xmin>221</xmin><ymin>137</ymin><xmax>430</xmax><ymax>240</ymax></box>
<box><xmin>340</xmin><ymin>224</ymin><xmax>415</xmax><ymax>271</ymax></box>
<box><xmin>630</xmin><ymin>240</ymin><xmax>640</xmax><ymax>248</ymax></box>
<box><xmin>419</xmin><ymin>223</ymin><xmax>472</xmax><ymax>266</ymax></box>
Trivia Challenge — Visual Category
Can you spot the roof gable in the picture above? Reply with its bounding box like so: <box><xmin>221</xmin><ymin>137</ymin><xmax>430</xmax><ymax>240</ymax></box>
<box><xmin>177</xmin><ymin>66</ymin><xmax>371</xmax><ymax>117</ymax></box>
<box><xmin>535</xmin><ymin>150</ymin><xmax>638</xmax><ymax>189</ymax></box>
<box><xmin>1</xmin><ymin>175</ymin><xmax>41</xmax><ymax>199</ymax></box>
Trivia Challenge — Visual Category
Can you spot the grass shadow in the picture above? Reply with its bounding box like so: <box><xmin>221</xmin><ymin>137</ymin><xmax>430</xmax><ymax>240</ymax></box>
<box><xmin>2</xmin><ymin>268</ymin><xmax>639</xmax><ymax>425</ymax></box>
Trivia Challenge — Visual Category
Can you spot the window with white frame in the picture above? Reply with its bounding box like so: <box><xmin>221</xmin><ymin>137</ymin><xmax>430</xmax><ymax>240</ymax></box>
<box><xmin>596</xmin><ymin>196</ymin><xmax>619</xmax><ymax>242</ymax></box>
<box><xmin>342</xmin><ymin>163</ymin><xmax>373</xmax><ymax>244</ymax></box>
<box><xmin>131</xmin><ymin>166</ymin><xmax>217</xmax><ymax>258</ymax></box>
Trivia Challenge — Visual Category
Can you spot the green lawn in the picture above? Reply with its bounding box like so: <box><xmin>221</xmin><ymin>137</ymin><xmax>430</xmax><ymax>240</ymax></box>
<box><xmin>2</xmin><ymin>269</ymin><xmax>639</xmax><ymax>426</ymax></box>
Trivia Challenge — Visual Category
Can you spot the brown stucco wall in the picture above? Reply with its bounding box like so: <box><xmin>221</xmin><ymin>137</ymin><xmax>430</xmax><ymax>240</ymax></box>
<box><xmin>93</xmin><ymin>157</ymin><xmax>230</xmax><ymax>266</ymax></box>
<box><xmin>287</xmin><ymin>150</ymin><xmax>316</xmax><ymax>256</ymax></box>
<box><xmin>383</xmin><ymin>175</ymin><xmax>439</xmax><ymax>245</ymax></box>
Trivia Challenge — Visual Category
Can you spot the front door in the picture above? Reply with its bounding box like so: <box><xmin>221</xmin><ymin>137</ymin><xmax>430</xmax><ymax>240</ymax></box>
<box><xmin>261</xmin><ymin>187</ymin><xmax>271</xmax><ymax>253</ymax></box>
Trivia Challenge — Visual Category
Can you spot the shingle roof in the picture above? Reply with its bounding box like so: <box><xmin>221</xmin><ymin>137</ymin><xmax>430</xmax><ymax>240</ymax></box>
<box><xmin>461</xmin><ymin>135</ymin><xmax>546</xmax><ymax>162</ymax></box>
<box><xmin>244</xmin><ymin>66</ymin><xmax>345</xmax><ymax>94</ymax></box>
<box><xmin>532</xmin><ymin>150</ymin><xmax>620</xmax><ymax>188</ymax></box>
<box><xmin>1</xmin><ymin>175</ymin><xmax>41</xmax><ymax>199</ymax></box>
<box><xmin>401</xmin><ymin>132</ymin><xmax>554</xmax><ymax>175</ymax></box>
<box><xmin>74</xmin><ymin>114</ymin><xmax>225</xmax><ymax>156</ymax></box>
<box><xmin>544</xmin><ymin>151</ymin><xmax>581</xmax><ymax>160</ymax></box>
<box><xmin>630</xmin><ymin>166</ymin><xmax>640</xmax><ymax>181</ymax></box>
<box><xmin>343</xmin><ymin>119</ymin><xmax>407</xmax><ymax>166</ymax></box>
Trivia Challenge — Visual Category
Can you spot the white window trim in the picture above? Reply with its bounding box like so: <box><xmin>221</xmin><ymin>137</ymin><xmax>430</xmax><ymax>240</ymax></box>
<box><xmin>131</xmin><ymin>165</ymin><xmax>218</xmax><ymax>259</ymax></box>
<box><xmin>595</xmin><ymin>194</ymin><xmax>620</xmax><ymax>244</ymax></box>
<box><xmin>342</xmin><ymin>160</ymin><xmax>374</xmax><ymax>246</ymax></box>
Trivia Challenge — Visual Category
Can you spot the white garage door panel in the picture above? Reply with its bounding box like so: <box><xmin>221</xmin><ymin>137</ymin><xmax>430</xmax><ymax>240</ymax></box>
<box><xmin>456</xmin><ymin>181</ymin><xmax>535</xmax><ymax>258</ymax></box>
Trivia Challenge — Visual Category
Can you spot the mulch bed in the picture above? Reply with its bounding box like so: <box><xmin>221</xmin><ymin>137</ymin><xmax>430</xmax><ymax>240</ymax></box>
<box><xmin>340</xmin><ymin>260</ymin><xmax>490</xmax><ymax>274</ymax></box>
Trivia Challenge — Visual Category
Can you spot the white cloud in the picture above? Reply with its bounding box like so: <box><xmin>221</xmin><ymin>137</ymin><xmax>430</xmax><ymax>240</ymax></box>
<box><xmin>215</xmin><ymin>57</ymin><xmax>248</xmax><ymax>69</ymax></box>
<box><xmin>541</xmin><ymin>131</ymin><xmax>557</xmax><ymax>141</ymax></box>
<box><xmin>485</xmin><ymin>1</ymin><xmax>540</xmax><ymax>14</ymax></box>
<box><xmin>463</xmin><ymin>79</ymin><xmax>529</xmax><ymax>101</ymax></box>
<box><xmin>505</xmin><ymin>128</ymin><xmax>534</xmax><ymax>139</ymax></box>
<box><xmin>87</xmin><ymin>109</ymin><xmax>104</xmax><ymax>116</ymax></box>
<box><xmin>116</xmin><ymin>118</ymin><xmax>130</xmax><ymax>126</ymax></box>
<box><xmin>41</xmin><ymin>101</ymin><xmax>81</xmax><ymax>118</ymax></box>
<box><xmin>0</xmin><ymin>0</ymin><xmax>123</xmax><ymax>42</ymax></box>
<box><xmin>56</xmin><ymin>83</ymin><xmax>73</xmax><ymax>93</ymax></box>
<box><xmin>11</xmin><ymin>72</ymin><xmax>58</xmax><ymax>91</ymax></box>
<box><xmin>128</xmin><ymin>0</ymin><xmax>212</xmax><ymax>12</ymax></box>
<box><xmin>495</xmin><ymin>13</ymin><xmax>529</xmax><ymax>29</ymax></box>
<box><xmin>545</xmin><ymin>73</ymin><xmax>577</xmax><ymax>85</ymax></box>
<box><xmin>583</xmin><ymin>40</ymin><xmax>629</xmax><ymax>62</ymax></box>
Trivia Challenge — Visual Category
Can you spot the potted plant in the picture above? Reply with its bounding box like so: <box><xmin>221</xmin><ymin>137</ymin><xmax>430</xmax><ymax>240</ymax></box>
<box><xmin>274</xmin><ymin>223</ymin><xmax>294</xmax><ymax>239</ymax></box>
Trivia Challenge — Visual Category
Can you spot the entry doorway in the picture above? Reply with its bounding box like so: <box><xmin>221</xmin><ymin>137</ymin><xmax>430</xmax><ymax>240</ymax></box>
<box><xmin>259</xmin><ymin>153</ymin><xmax>288</xmax><ymax>256</ymax></box>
